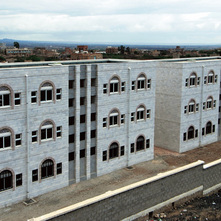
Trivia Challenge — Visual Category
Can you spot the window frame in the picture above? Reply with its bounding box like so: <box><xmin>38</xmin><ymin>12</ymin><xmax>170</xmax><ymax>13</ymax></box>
<box><xmin>109</xmin><ymin>76</ymin><xmax>120</xmax><ymax>94</ymax></box>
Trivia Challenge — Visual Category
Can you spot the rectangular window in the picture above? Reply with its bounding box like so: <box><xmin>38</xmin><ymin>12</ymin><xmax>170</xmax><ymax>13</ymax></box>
<box><xmin>69</xmin><ymin>98</ymin><xmax>74</xmax><ymax>107</ymax></box>
<box><xmin>183</xmin><ymin>133</ymin><xmax>186</xmax><ymax>141</ymax></box>
<box><xmin>32</xmin><ymin>169</ymin><xmax>38</xmax><ymax>182</ymax></box>
<box><xmin>80</xmin><ymin>97</ymin><xmax>85</xmax><ymax>106</ymax></box>
<box><xmin>56</xmin><ymin>88</ymin><xmax>62</xmax><ymax>100</ymax></box>
<box><xmin>219</xmin><ymin>106</ymin><xmax>221</xmax><ymax>113</ymax></box>
<box><xmin>121</xmin><ymin>114</ymin><xmax>125</xmax><ymax>124</ymax></box>
<box><xmin>103</xmin><ymin>84</ymin><xmax>107</xmax><ymax>94</ymax></box>
<box><xmin>57</xmin><ymin>163</ymin><xmax>62</xmax><ymax>174</ymax></box>
<box><xmin>80</xmin><ymin>79</ymin><xmax>85</xmax><ymax>88</ymax></box>
<box><xmin>213</xmin><ymin>100</ymin><xmax>216</xmax><ymax>108</ymax></box>
<box><xmin>80</xmin><ymin>149</ymin><xmax>85</xmax><ymax>158</ymax></box>
<box><xmin>147</xmin><ymin>79</ymin><xmax>151</xmax><ymax>89</ymax></box>
<box><xmin>196</xmin><ymin>103</ymin><xmax>199</xmax><ymax>112</ymax></box>
<box><xmin>31</xmin><ymin>91</ymin><xmax>37</xmax><ymax>103</ymax></box>
<box><xmin>16</xmin><ymin>174</ymin><xmax>22</xmax><ymax>187</ymax></box>
<box><xmin>91</xmin><ymin>78</ymin><xmax>96</xmax><ymax>87</ymax></box>
<box><xmin>185</xmin><ymin>78</ymin><xmax>188</xmax><ymax>87</ymax></box>
<box><xmin>120</xmin><ymin>146</ymin><xmax>124</xmax><ymax>156</ymax></box>
<box><xmin>32</xmin><ymin>131</ymin><xmax>37</xmax><ymax>143</ymax></box>
<box><xmin>197</xmin><ymin>77</ymin><xmax>200</xmax><ymax>85</ymax></box>
<box><xmin>69</xmin><ymin>80</ymin><xmax>74</xmax><ymax>89</ymax></box>
<box><xmin>103</xmin><ymin>118</ymin><xmax>107</xmax><ymax>127</ymax></box>
<box><xmin>219</xmin><ymin>118</ymin><xmax>221</xmax><ymax>125</ymax></box>
<box><xmin>131</xmin><ymin>81</ymin><xmax>135</xmax><ymax>90</ymax></box>
<box><xmin>103</xmin><ymin>150</ymin><xmax>107</xmax><ymax>161</ymax></box>
<box><xmin>15</xmin><ymin>133</ymin><xmax>22</xmax><ymax>146</ymax></box>
<box><xmin>69</xmin><ymin>152</ymin><xmax>75</xmax><ymax>161</ymax></box>
<box><xmin>184</xmin><ymin>106</ymin><xmax>187</xmax><ymax>114</ymax></box>
<box><xmin>56</xmin><ymin>126</ymin><xmax>62</xmax><ymax>138</ymax></box>
<box><xmin>80</xmin><ymin>115</ymin><xmax>86</xmax><ymax>123</ymax></box>
<box><xmin>91</xmin><ymin>96</ymin><xmax>96</xmax><ymax>104</ymax></box>
<box><xmin>69</xmin><ymin>134</ymin><xmax>75</xmax><ymax>143</ymax></box>
<box><xmin>195</xmin><ymin>129</ymin><xmax>198</xmax><ymax>138</ymax></box>
<box><xmin>91</xmin><ymin>130</ymin><xmax>96</xmax><ymax>138</ymax></box>
<box><xmin>69</xmin><ymin>116</ymin><xmax>75</xmax><ymax>125</ymax></box>
<box><xmin>204</xmin><ymin>76</ymin><xmax>207</xmax><ymax>84</ymax></box>
<box><xmin>121</xmin><ymin>82</ymin><xmax>125</xmax><ymax>92</ymax></box>
<box><xmin>215</xmin><ymin>75</ymin><xmax>218</xmax><ymax>83</ymax></box>
<box><xmin>131</xmin><ymin>143</ymin><xmax>135</xmax><ymax>153</ymax></box>
<box><xmin>131</xmin><ymin>112</ymin><xmax>135</xmax><ymax>122</ymax></box>
<box><xmin>91</xmin><ymin>113</ymin><xmax>96</xmax><ymax>121</ymax></box>
<box><xmin>203</xmin><ymin>102</ymin><xmax>206</xmax><ymax>110</ymax></box>
<box><xmin>202</xmin><ymin>128</ymin><xmax>205</xmax><ymax>136</ymax></box>
<box><xmin>80</xmin><ymin>132</ymin><xmax>85</xmax><ymax>141</ymax></box>
<box><xmin>213</xmin><ymin>125</ymin><xmax>215</xmax><ymax>133</ymax></box>
<box><xmin>90</xmin><ymin>146</ymin><xmax>96</xmax><ymax>155</ymax></box>
<box><xmin>14</xmin><ymin>93</ymin><xmax>21</xmax><ymax>105</ymax></box>
<box><xmin>146</xmin><ymin>109</ymin><xmax>151</xmax><ymax>119</ymax></box>
<box><xmin>146</xmin><ymin>139</ymin><xmax>150</xmax><ymax>148</ymax></box>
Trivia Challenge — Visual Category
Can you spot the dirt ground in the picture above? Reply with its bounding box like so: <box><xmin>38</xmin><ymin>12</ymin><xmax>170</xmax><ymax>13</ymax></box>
<box><xmin>1</xmin><ymin>141</ymin><xmax>221</xmax><ymax>221</ymax></box>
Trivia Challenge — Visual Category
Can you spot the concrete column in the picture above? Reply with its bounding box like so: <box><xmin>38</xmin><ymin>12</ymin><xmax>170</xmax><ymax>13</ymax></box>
<box><xmin>74</xmin><ymin>66</ymin><xmax>80</xmax><ymax>183</ymax></box>
<box><xmin>86</xmin><ymin>65</ymin><xmax>91</xmax><ymax>180</ymax></box>
<box><xmin>127</xmin><ymin>67</ymin><xmax>131</xmax><ymax>166</ymax></box>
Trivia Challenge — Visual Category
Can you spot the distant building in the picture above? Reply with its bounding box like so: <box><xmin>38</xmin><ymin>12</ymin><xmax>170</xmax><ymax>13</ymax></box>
<box><xmin>77</xmin><ymin>45</ymin><xmax>88</xmax><ymax>52</ymax></box>
<box><xmin>106</xmin><ymin>46</ymin><xmax>118</xmax><ymax>54</ymax></box>
<box><xmin>5</xmin><ymin>48</ymin><xmax>33</xmax><ymax>56</ymax></box>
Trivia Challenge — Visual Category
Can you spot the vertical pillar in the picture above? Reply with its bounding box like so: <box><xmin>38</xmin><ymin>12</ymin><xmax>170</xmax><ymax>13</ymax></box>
<box><xmin>127</xmin><ymin>67</ymin><xmax>131</xmax><ymax>166</ymax></box>
<box><xmin>86</xmin><ymin>65</ymin><xmax>91</xmax><ymax>179</ymax></box>
<box><xmin>74</xmin><ymin>66</ymin><xmax>80</xmax><ymax>183</ymax></box>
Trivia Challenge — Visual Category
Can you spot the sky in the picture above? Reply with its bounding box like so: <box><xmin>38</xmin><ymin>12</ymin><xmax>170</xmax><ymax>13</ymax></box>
<box><xmin>1</xmin><ymin>0</ymin><xmax>221</xmax><ymax>44</ymax></box>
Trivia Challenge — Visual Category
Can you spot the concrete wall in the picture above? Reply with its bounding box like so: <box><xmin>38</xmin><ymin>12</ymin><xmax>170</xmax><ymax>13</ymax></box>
<box><xmin>30</xmin><ymin>159</ymin><xmax>221</xmax><ymax>221</ymax></box>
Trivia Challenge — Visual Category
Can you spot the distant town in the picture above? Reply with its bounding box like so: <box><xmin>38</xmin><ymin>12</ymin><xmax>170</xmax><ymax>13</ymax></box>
<box><xmin>0</xmin><ymin>41</ymin><xmax>221</xmax><ymax>63</ymax></box>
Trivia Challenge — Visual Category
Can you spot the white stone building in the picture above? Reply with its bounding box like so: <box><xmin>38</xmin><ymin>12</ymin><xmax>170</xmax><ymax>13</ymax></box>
<box><xmin>155</xmin><ymin>58</ymin><xmax>221</xmax><ymax>153</ymax></box>
<box><xmin>0</xmin><ymin>60</ymin><xmax>155</xmax><ymax>207</ymax></box>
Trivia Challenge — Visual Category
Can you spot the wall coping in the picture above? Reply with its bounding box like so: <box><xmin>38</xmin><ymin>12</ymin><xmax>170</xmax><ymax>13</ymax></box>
<box><xmin>28</xmin><ymin>160</ymin><xmax>204</xmax><ymax>221</ymax></box>
<box><xmin>203</xmin><ymin>158</ymin><xmax>221</xmax><ymax>169</ymax></box>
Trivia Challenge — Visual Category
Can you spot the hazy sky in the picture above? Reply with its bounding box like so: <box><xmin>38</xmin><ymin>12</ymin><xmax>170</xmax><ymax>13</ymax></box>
<box><xmin>1</xmin><ymin>0</ymin><xmax>221</xmax><ymax>44</ymax></box>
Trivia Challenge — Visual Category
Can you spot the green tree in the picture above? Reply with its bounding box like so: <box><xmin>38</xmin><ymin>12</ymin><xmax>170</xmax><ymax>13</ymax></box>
<box><xmin>27</xmin><ymin>55</ymin><xmax>41</xmax><ymax>61</ymax></box>
<box><xmin>14</xmin><ymin>42</ymin><xmax>20</xmax><ymax>49</ymax></box>
<box><xmin>0</xmin><ymin>56</ymin><xmax>6</xmax><ymax>62</ymax></box>
<box><xmin>118</xmin><ymin>45</ymin><xmax>125</xmax><ymax>54</ymax></box>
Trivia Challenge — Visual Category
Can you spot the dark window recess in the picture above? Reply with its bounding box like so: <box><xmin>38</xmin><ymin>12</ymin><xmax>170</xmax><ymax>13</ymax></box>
<box><xmin>103</xmin><ymin>151</ymin><xmax>107</xmax><ymax>161</ymax></box>
<box><xmin>80</xmin><ymin>97</ymin><xmax>85</xmax><ymax>106</ymax></box>
<box><xmin>120</xmin><ymin>146</ymin><xmax>124</xmax><ymax>156</ymax></box>
<box><xmin>69</xmin><ymin>152</ymin><xmax>75</xmax><ymax>161</ymax></box>
<box><xmin>80</xmin><ymin>149</ymin><xmax>86</xmax><ymax>158</ymax></box>
<box><xmin>131</xmin><ymin>143</ymin><xmax>135</xmax><ymax>153</ymax></box>
<box><xmin>57</xmin><ymin>163</ymin><xmax>62</xmax><ymax>175</ymax></box>
<box><xmin>69</xmin><ymin>98</ymin><xmax>74</xmax><ymax>107</ymax></box>
<box><xmin>80</xmin><ymin>115</ymin><xmax>86</xmax><ymax>123</ymax></box>
<box><xmin>69</xmin><ymin>116</ymin><xmax>75</xmax><ymax>125</ymax></box>
<box><xmin>91</xmin><ymin>96</ymin><xmax>96</xmax><ymax>104</ymax></box>
<box><xmin>90</xmin><ymin>146</ymin><xmax>96</xmax><ymax>155</ymax></box>
<box><xmin>80</xmin><ymin>132</ymin><xmax>85</xmax><ymax>141</ymax></box>
<box><xmin>202</xmin><ymin>128</ymin><xmax>205</xmax><ymax>136</ymax></box>
<box><xmin>91</xmin><ymin>113</ymin><xmax>96</xmax><ymax>121</ymax></box>
<box><xmin>80</xmin><ymin>79</ymin><xmax>85</xmax><ymax>88</ymax></box>
<box><xmin>69</xmin><ymin>80</ymin><xmax>74</xmax><ymax>89</ymax></box>
<box><xmin>16</xmin><ymin>174</ymin><xmax>22</xmax><ymax>187</ymax></box>
<box><xmin>32</xmin><ymin>169</ymin><xmax>38</xmax><ymax>182</ymax></box>
<box><xmin>213</xmin><ymin>125</ymin><xmax>215</xmax><ymax>132</ymax></box>
<box><xmin>91</xmin><ymin>78</ymin><xmax>96</xmax><ymax>87</ymax></box>
<box><xmin>146</xmin><ymin>139</ymin><xmax>150</xmax><ymax>148</ymax></box>
<box><xmin>14</xmin><ymin>93</ymin><xmax>21</xmax><ymax>105</ymax></box>
<box><xmin>91</xmin><ymin>130</ymin><xmax>96</xmax><ymax>138</ymax></box>
<box><xmin>69</xmin><ymin>134</ymin><xmax>75</xmax><ymax>143</ymax></box>
<box><xmin>183</xmin><ymin>133</ymin><xmax>186</xmax><ymax>141</ymax></box>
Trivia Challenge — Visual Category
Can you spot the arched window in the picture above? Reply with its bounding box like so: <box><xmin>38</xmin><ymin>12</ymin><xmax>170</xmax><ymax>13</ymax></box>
<box><xmin>188</xmin><ymin>99</ymin><xmax>196</xmax><ymax>113</ymax></box>
<box><xmin>188</xmin><ymin>126</ymin><xmax>194</xmax><ymax>140</ymax></box>
<box><xmin>208</xmin><ymin>71</ymin><xmax>215</xmax><ymax>84</ymax></box>
<box><xmin>109</xmin><ymin>109</ymin><xmax>119</xmax><ymax>127</ymax></box>
<box><xmin>109</xmin><ymin>142</ymin><xmax>119</xmax><ymax>159</ymax></box>
<box><xmin>109</xmin><ymin>77</ymin><xmax>120</xmax><ymax>94</ymax></box>
<box><xmin>189</xmin><ymin>73</ymin><xmax>197</xmax><ymax>86</ymax></box>
<box><xmin>0</xmin><ymin>170</ymin><xmax>13</xmax><ymax>192</ymax></box>
<box><xmin>41</xmin><ymin>121</ymin><xmax>54</xmax><ymax>141</ymax></box>
<box><xmin>136</xmin><ymin>105</ymin><xmax>146</xmax><ymax>121</ymax></box>
<box><xmin>0</xmin><ymin>128</ymin><xmax>11</xmax><ymax>149</ymax></box>
<box><xmin>136</xmin><ymin>135</ymin><xmax>145</xmax><ymax>151</ymax></box>
<box><xmin>137</xmin><ymin>74</ymin><xmax>147</xmax><ymax>90</ymax></box>
<box><xmin>206</xmin><ymin>121</ymin><xmax>212</xmax><ymax>134</ymax></box>
<box><xmin>206</xmin><ymin>96</ymin><xmax>214</xmax><ymax>109</ymax></box>
<box><xmin>40</xmin><ymin>82</ymin><xmax>54</xmax><ymax>102</ymax></box>
<box><xmin>41</xmin><ymin>159</ymin><xmax>54</xmax><ymax>179</ymax></box>
<box><xmin>0</xmin><ymin>86</ymin><xmax>11</xmax><ymax>108</ymax></box>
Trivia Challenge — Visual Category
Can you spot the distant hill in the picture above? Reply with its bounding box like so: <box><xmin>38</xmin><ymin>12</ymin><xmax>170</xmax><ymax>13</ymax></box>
<box><xmin>0</xmin><ymin>38</ymin><xmax>221</xmax><ymax>51</ymax></box>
